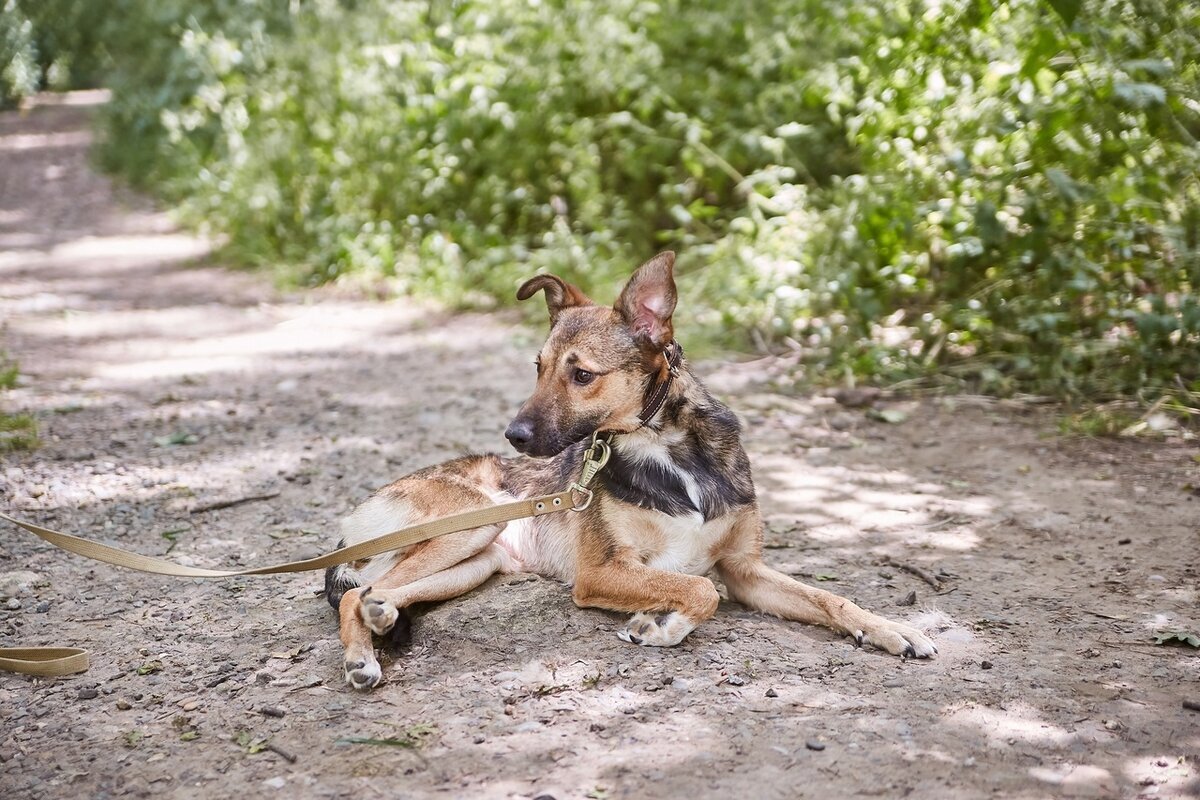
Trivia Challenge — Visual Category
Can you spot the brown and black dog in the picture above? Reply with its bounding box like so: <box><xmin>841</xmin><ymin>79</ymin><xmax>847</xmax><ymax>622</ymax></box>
<box><xmin>326</xmin><ymin>252</ymin><xmax>936</xmax><ymax>690</ymax></box>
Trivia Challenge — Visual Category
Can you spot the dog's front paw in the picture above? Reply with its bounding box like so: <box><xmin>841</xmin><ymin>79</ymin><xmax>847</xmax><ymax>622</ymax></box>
<box><xmin>853</xmin><ymin>616</ymin><xmax>937</xmax><ymax>659</ymax></box>
<box><xmin>617</xmin><ymin>611</ymin><xmax>695</xmax><ymax>647</ymax></box>
<box><xmin>359</xmin><ymin>589</ymin><xmax>400</xmax><ymax>636</ymax></box>
<box><xmin>344</xmin><ymin>654</ymin><xmax>383</xmax><ymax>691</ymax></box>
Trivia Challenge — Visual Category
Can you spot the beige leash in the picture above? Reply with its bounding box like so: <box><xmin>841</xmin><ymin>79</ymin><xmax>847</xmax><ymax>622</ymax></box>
<box><xmin>0</xmin><ymin>436</ymin><xmax>613</xmax><ymax>677</ymax></box>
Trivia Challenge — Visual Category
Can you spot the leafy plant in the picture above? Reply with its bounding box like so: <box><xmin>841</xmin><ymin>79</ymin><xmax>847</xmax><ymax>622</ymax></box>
<box><xmin>47</xmin><ymin>0</ymin><xmax>1200</xmax><ymax>413</ymax></box>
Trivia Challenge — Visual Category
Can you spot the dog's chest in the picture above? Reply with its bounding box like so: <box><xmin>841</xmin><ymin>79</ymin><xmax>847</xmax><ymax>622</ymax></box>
<box><xmin>634</xmin><ymin>510</ymin><xmax>733</xmax><ymax>575</ymax></box>
<box><xmin>604</xmin><ymin>433</ymin><xmax>735</xmax><ymax>574</ymax></box>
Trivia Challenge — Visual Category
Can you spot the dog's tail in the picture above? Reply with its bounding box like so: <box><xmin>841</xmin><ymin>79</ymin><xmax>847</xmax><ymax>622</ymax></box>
<box><xmin>324</xmin><ymin>556</ymin><xmax>361</xmax><ymax>611</ymax></box>
<box><xmin>324</xmin><ymin>556</ymin><xmax>414</xmax><ymax>651</ymax></box>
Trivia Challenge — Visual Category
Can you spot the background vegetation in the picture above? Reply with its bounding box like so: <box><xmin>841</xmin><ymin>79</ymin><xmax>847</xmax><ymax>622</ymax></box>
<box><xmin>4</xmin><ymin>0</ymin><xmax>1198</xmax><ymax>415</ymax></box>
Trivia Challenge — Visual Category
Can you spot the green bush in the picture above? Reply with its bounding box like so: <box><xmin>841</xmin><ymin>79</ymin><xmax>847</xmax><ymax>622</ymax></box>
<box><xmin>1</xmin><ymin>0</ymin><xmax>118</xmax><ymax>105</ymax></box>
<box><xmin>90</xmin><ymin>0</ymin><xmax>1200</xmax><ymax>409</ymax></box>
<box><xmin>0</xmin><ymin>0</ymin><xmax>38</xmax><ymax>108</ymax></box>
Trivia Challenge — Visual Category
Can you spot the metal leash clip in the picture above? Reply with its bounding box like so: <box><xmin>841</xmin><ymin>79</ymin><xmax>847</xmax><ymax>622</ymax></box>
<box><xmin>569</xmin><ymin>431</ymin><xmax>612</xmax><ymax>511</ymax></box>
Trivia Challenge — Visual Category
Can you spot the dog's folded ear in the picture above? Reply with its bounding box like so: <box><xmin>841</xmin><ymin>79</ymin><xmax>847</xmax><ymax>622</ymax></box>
<box><xmin>616</xmin><ymin>251</ymin><xmax>677</xmax><ymax>350</ymax></box>
<box><xmin>516</xmin><ymin>274</ymin><xmax>593</xmax><ymax>325</ymax></box>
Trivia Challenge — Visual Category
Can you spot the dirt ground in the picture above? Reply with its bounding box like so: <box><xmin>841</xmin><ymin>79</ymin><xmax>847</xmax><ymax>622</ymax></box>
<box><xmin>1</xmin><ymin>95</ymin><xmax>1198</xmax><ymax>800</ymax></box>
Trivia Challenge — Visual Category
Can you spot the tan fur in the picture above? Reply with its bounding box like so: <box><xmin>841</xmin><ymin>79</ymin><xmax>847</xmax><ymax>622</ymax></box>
<box><xmin>330</xmin><ymin>253</ymin><xmax>936</xmax><ymax>690</ymax></box>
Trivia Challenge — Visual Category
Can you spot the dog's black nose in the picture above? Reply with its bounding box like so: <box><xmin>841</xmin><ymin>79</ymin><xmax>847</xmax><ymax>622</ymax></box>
<box><xmin>505</xmin><ymin>418</ymin><xmax>534</xmax><ymax>451</ymax></box>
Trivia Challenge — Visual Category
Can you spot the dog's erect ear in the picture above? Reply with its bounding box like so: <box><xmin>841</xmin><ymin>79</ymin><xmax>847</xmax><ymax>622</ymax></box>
<box><xmin>615</xmin><ymin>251</ymin><xmax>677</xmax><ymax>349</ymax></box>
<box><xmin>516</xmin><ymin>274</ymin><xmax>593</xmax><ymax>325</ymax></box>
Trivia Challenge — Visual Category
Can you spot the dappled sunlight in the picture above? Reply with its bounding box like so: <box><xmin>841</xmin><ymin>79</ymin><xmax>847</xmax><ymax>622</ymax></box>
<box><xmin>944</xmin><ymin>700</ymin><xmax>1084</xmax><ymax>748</ymax></box>
<box><xmin>754</xmin><ymin>453</ymin><xmax>993</xmax><ymax>552</ymax></box>
<box><xmin>0</xmin><ymin>128</ymin><xmax>92</xmax><ymax>153</ymax></box>
<box><xmin>0</xmin><ymin>233</ymin><xmax>209</xmax><ymax>274</ymax></box>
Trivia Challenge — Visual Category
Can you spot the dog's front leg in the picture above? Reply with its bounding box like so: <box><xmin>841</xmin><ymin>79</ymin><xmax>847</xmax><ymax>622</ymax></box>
<box><xmin>716</xmin><ymin>511</ymin><xmax>937</xmax><ymax>659</ymax></box>
<box><xmin>573</xmin><ymin>558</ymin><xmax>720</xmax><ymax>647</ymax></box>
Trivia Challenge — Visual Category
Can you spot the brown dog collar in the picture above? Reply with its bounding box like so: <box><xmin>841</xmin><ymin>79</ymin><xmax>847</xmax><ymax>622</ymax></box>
<box><xmin>636</xmin><ymin>340</ymin><xmax>683</xmax><ymax>428</ymax></box>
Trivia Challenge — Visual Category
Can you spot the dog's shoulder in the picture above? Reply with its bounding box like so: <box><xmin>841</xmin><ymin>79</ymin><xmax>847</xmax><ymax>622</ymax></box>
<box><xmin>603</xmin><ymin>382</ymin><xmax>755</xmax><ymax>522</ymax></box>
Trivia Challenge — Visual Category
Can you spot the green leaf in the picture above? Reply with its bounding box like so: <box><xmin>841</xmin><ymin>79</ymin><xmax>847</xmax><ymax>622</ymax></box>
<box><xmin>1122</xmin><ymin>59</ymin><xmax>1172</xmax><ymax>77</ymax></box>
<box><xmin>1112</xmin><ymin>81</ymin><xmax>1167</xmax><ymax>108</ymax></box>
<box><xmin>1043</xmin><ymin>0</ymin><xmax>1081</xmax><ymax>25</ymax></box>
<box><xmin>154</xmin><ymin>431</ymin><xmax>199</xmax><ymax>447</ymax></box>
<box><xmin>867</xmin><ymin>408</ymin><xmax>908</xmax><ymax>424</ymax></box>
<box><xmin>1154</xmin><ymin>631</ymin><xmax>1200</xmax><ymax>648</ymax></box>
<box><xmin>336</xmin><ymin>736</ymin><xmax>416</xmax><ymax>748</ymax></box>
<box><xmin>1045</xmin><ymin>168</ymin><xmax>1084</xmax><ymax>204</ymax></box>
<box><xmin>814</xmin><ymin>573</ymin><xmax>839</xmax><ymax>582</ymax></box>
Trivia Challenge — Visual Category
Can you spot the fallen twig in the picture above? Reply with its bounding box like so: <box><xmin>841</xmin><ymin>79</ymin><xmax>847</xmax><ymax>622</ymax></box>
<box><xmin>883</xmin><ymin>557</ymin><xmax>943</xmax><ymax>590</ymax></box>
<box><xmin>1183</xmin><ymin>700</ymin><xmax>1200</xmax><ymax>713</ymax></box>
<box><xmin>267</xmin><ymin>742</ymin><xmax>298</xmax><ymax>763</ymax></box>
<box><xmin>191</xmin><ymin>491</ymin><xmax>280</xmax><ymax>515</ymax></box>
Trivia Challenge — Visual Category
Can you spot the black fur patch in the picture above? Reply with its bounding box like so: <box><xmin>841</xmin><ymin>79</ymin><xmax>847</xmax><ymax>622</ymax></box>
<box><xmin>376</xmin><ymin>607</ymin><xmax>413</xmax><ymax>653</ymax></box>
<box><xmin>602</xmin><ymin>399</ymin><xmax>756</xmax><ymax>521</ymax></box>
<box><xmin>324</xmin><ymin>548</ymin><xmax>359</xmax><ymax>610</ymax></box>
<box><xmin>601</xmin><ymin>447</ymin><xmax>701</xmax><ymax>517</ymax></box>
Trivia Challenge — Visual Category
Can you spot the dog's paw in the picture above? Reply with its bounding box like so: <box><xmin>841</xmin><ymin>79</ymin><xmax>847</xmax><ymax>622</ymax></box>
<box><xmin>853</xmin><ymin>617</ymin><xmax>937</xmax><ymax>659</ymax></box>
<box><xmin>359</xmin><ymin>589</ymin><xmax>399</xmax><ymax>636</ymax></box>
<box><xmin>617</xmin><ymin>611</ymin><xmax>695</xmax><ymax>647</ymax></box>
<box><xmin>344</xmin><ymin>655</ymin><xmax>383</xmax><ymax>691</ymax></box>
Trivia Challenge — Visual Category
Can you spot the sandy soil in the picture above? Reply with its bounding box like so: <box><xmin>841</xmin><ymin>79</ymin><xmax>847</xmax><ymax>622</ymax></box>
<box><xmin>1</xmin><ymin>95</ymin><xmax>1198</xmax><ymax>800</ymax></box>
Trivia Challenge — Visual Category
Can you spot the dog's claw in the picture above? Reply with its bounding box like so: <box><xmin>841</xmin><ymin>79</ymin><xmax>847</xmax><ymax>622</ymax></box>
<box><xmin>854</xmin><ymin>630</ymin><xmax>865</xmax><ymax>647</ymax></box>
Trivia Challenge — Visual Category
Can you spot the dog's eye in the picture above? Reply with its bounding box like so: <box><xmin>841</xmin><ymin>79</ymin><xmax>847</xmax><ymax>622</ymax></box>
<box><xmin>573</xmin><ymin>368</ymin><xmax>596</xmax><ymax>386</ymax></box>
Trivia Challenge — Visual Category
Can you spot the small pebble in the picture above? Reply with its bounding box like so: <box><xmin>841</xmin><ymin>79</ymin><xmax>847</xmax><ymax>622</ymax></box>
<box><xmin>981</xmin><ymin>660</ymin><xmax>994</xmax><ymax>670</ymax></box>
<box><xmin>116</xmin><ymin>699</ymin><xmax>132</xmax><ymax>710</ymax></box>
<box><xmin>261</xmin><ymin>706</ymin><xmax>286</xmax><ymax>718</ymax></box>
<box><xmin>34</xmin><ymin>601</ymin><xmax>50</xmax><ymax>613</ymax></box>
<box><xmin>765</xmin><ymin>688</ymin><xmax>778</xmax><ymax>698</ymax></box>
<box><xmin>805</xmin><ymin>740</ymin><xmax>826</xmax><ymax>751</ymax></box>
<box><xmin>4</xmin><ymin>598</ymin><xmax>20</xmax><ymax>611</ymax></box>
<box><xmin>533</xmin><ymin>795</ymin><xmax>557</xmax><ymax>800</ymax></box>
<box><xmin>77</xmin><ymin>687</ymin><xmax>99</xmax><ymax>700</ymax></box>
<box><xmin>1117</xmin><ymin>537</ymin><xmax>1132</xmax><ymax>545</ymax></box>
<box><xmin>897</xmin><ymin>590</ymin><xmax>917</xmax><ymax>607</ymax></box>
<box><xmin>263</xmin><ymin>776</ymin><xmax>286</xmax><ymax>790</ymax></box>
<box><xmin>726</xmin><ymin>675</ymin><xmax>746</xmax><ymax>686</ymax></box>
<box><xmin>472</xmin><ymin>734</ymin><xmax>485</xmax><ymax>744</ymax></box>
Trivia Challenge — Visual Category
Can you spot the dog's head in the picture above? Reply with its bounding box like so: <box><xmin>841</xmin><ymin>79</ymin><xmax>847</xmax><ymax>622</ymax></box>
<box><xmin>504</xmin><ymin>251</ymin><xmax>678</xmax><ymax>457</ymax></box>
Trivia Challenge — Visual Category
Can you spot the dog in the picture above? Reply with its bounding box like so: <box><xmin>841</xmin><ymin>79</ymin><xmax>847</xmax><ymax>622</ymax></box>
<box><xmin>325</xmin><ymin>251</ymin><xmax>936</xmax><ymax>690</ymax></box>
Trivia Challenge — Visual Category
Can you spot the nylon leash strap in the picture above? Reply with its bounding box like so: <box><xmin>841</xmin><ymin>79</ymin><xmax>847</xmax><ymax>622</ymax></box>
<box><xmin>0</xmin><ymin>441</ymin><xmax>614</xmax><ymax>677</ymax></box>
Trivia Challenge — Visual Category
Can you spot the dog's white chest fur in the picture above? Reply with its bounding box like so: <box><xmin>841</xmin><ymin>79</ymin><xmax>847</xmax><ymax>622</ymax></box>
<box><xmin>608</xmin><ymin>431</ymin><xmax>733</xmax><ymax>575</ymax></box>
<box><xmin>640</xmin><ymin>511</ymin><xmax>731</xmax><ymax>574</ymax></box>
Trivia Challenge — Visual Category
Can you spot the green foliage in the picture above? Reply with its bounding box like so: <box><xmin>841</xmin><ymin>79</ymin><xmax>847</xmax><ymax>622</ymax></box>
<box><xmin>0</xmin><ymin>0</ymin><xmax>117</xmax><ymax>105</ymax></box>
<box><xmin>0</xmin><ymin>0</ymin><xmax>38</xmax><ymax>108</ymax></box>
<box><xmin>0</xmin><ymin>353</ymin><xmax>37</xmax><ymax>452</ymax></box>
<box><xmin>84</xmin><ymin>0</ymin><xmax>1200</xmax><ymax>409</ymax></box>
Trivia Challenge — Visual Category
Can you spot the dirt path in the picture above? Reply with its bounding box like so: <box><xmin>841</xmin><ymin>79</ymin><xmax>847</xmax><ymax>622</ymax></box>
<box><xmin>1</xmin><ymin>95</ymin><xmax>1197</xmax><ymax>800</ymax></box>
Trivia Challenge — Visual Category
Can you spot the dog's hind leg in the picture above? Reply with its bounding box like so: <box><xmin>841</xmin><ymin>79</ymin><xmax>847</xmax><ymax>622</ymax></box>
<box><xmin>338</xmin><ymin>542</ymin><xmax>515</xmax><ymax>690</ymax></box>
<box><xmin>355</xmin><ymin>528</ymin><xmax>521</xmax><ymax>636</ymax></box>
<box><xmin>365</xmin><ymin>542</ymin><xmax>515</xmax><ymax>626</ymax></box>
